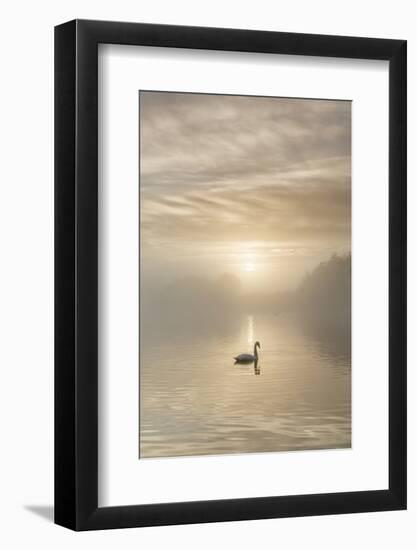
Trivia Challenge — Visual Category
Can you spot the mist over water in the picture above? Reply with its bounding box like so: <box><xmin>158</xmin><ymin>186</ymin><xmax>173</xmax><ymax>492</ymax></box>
<box><xmin>140</xmin><ymin>311</ymin><xmax>350</xmax><ymax>458</ymax></box>
<box><xmin>140</xmin><ymin>255</ymin><xmax>351</xmax><ymax>458</ymax></box>
<box><xmin>139</xmin><ymin>92</ymin><xmax>351</xmax><ymax>458</ymax></box>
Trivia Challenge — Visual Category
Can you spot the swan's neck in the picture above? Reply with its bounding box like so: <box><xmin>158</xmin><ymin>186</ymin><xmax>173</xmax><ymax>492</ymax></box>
<box><xmin>253</xmin><ymin>344</ymin><xmax>258</xmax><ymax>358</ymax></box>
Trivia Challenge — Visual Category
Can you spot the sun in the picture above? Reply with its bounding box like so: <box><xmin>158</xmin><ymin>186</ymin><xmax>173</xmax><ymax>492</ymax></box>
<box><xmin>243</xmin><ymin>262</ymin><xmax>256</xmax><ymax>272</ymax></box>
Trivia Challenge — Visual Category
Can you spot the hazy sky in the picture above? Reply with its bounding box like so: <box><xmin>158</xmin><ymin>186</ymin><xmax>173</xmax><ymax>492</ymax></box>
<box><xmin>140</xmin><ymin>91</ymin><xmax>351</xmax><ymax>293</ymax></box>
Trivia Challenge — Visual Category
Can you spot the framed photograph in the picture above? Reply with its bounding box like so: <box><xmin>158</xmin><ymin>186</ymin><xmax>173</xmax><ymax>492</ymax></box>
<box><xmin>55</xmin><ymin>19</ymin><xmax>406</xmax><ymax>530</ymax></box>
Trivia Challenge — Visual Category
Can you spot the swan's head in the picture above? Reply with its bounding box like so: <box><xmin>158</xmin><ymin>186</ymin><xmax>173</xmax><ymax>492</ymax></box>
<box><xmin>255</xmin><ymin>341</ymin><xmax>261</xmax><ymax>349</ymax></box>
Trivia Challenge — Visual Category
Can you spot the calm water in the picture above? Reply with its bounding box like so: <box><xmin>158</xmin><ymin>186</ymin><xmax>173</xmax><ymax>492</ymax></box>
<box><xmin>140</xmin><ymin>313</ymin><xmax>351</xmax><ymax>458</ymax></box>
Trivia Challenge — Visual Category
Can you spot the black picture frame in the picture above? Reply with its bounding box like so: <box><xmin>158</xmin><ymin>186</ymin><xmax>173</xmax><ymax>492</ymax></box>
<box><xmin>55</xmin><ymin>19</ymin><xmax>407</xmax><ymax>531</ymax></box>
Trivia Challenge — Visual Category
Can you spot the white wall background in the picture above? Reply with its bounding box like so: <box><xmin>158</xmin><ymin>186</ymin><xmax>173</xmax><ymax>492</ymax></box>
<box><xmin>0</xmin><ymin>0</ymin><xmax>414</xmax><ymax>548</ymax></box>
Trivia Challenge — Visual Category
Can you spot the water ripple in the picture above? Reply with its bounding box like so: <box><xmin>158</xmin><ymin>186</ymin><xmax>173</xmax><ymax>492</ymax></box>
<box><xmin>140</xmin><ymin>314</ymin><xmax>351</xmax><ymax>458</ymax></box>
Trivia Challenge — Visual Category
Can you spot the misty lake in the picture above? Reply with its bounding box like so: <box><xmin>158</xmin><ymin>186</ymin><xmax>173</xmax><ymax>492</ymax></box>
<box><xmin>139</xmin><ymin>313</ymin><xmax>351</xmax><ymax>458</ymax></box>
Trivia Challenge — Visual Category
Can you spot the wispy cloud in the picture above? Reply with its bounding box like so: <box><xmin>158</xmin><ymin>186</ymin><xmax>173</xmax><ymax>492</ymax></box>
<box><xmin>140</xmin><ymin>91</ymin><xmax>351</xmax><ymax>289</ymax></box>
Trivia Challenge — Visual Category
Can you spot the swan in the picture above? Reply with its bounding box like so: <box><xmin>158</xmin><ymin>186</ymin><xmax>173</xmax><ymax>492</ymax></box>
<box><xmin>234</xmin><ymin>341</ymin><xmax>260</xmax><ymax>363</ymax></box>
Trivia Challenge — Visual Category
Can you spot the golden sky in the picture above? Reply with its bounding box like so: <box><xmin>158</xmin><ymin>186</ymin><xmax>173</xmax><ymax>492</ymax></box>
<box><xmin>140</xmin><ymin>91</ymin><xmax>351</xmax><ymax>293</ymax></box>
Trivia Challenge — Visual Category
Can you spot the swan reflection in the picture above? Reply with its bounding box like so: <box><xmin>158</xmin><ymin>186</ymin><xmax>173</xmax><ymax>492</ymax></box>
<box><xmin>233</xmin><ymin>357</ymin><xmax>261</xmax><ymax>376</ymax></box>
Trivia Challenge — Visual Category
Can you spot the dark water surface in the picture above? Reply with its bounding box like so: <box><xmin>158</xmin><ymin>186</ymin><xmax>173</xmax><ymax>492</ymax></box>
<box><xmin>140</xmin><ymin>313</ymin><xmax>351</xmax><ymax>458</ymax></box>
